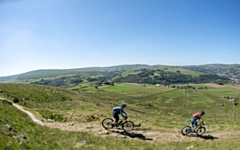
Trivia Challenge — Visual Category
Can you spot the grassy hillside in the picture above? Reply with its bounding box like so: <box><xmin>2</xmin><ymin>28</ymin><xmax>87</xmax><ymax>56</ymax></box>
<box><xmin>3</xmin><ymin>66</ymin><xmax>227</xmax><ymax>89</ymax></box>
<box><xmin>2</xmin><ymin>64</ymin><xmax>240</xmax><ymax>86</ymax></box>
<box><xmin>1</xmin><ymin>100</ymin><xmax>161</xmax><ymax>150</ymax></box>
<box><xmin>0</xmin><ymin>64</ymin><xmax>149</xmax><ymax>82</ymax></box>
<box><xmin>1</xmin><ymin>83</ymin><xmax>239</xmax><ymax>130</ymax></box>
<box><xmin>1</xmin><ymin>83</ymin><xmax>240</xmax><ymax>149</ymax></box>
<box><xmin>184</xmin><ymin>64</ymin><xmax>240</xmax><ymax>83</ymax></box>
<box><xmin>74</xmin><ymin>83</ymin><xmax>240</xmax><ymax>131</ymax></box>
<box><xmin>0</xmin><ymin>64</ymin><xmax>208</xmax><ymax>84</ymax></box>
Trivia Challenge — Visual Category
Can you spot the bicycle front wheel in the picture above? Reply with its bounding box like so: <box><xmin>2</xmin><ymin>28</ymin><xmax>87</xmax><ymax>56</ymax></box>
<box><xmin>181</xmin><ymin>126</ymin><xmax>191</xmax><ymax>136</ymax></box>
<box><xmin>102</xmin><ymin>118</ymin><xmax>114</xmax><ymax>129</ymax></box>
<box><xmin>196</xmin><ymin>127</ymin><xmax>206</xmax><ymax>136</ymax></box>
<box><xmin>122</xmin><ymin>121</ymin><xmax>134</xmax><ymax>131</ymax></box>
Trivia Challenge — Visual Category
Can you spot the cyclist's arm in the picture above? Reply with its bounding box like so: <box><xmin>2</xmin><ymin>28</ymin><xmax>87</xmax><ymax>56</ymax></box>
<box><xmin>199</xmin><ymin>117</ymin><xmax>203</xmax><ymax>123</ymax></box>
<box><xmin>123</xmin><ymin>111</ymin><xmax>127</xmax><ymax>118</ymax></box>
<box><xmin>120</xmin><ymin>110</ymin><xmax>127</xmax><ymax>118</ymax></box>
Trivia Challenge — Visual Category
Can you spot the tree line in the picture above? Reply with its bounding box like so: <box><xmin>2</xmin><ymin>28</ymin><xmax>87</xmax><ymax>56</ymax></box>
<box><xmin>114</xmin><ymin>69</ymin><xmax>230</xmax><ymax>85</ymax></box>
<box><xmin>31</xmin><ymin>69</ymin><xmax>230</xmax><ymax>87</ymax></box>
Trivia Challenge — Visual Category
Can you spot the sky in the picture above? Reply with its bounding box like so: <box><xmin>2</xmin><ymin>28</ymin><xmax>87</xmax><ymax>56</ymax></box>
<box><xmin>0</xmin><ymin>0</ymin><xmax>240</xmax><ymax>77</ymax></box>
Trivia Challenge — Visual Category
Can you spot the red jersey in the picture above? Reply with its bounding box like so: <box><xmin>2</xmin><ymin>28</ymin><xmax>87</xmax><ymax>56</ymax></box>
<box><xmin>192</xmin><ymin>112</ymin><xmax>202</xmax><ymax>120</ymax></box>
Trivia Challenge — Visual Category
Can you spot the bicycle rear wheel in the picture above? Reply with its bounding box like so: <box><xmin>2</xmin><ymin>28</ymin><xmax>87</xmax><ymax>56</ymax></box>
<box><xmin>102</xmin><ymin>118</ymin><xmax>114</xmax><ymax>129</ymax></box>
<box><xmin>181</xmin><ymin>126</ymin><xmax>191</xmax><ymax>135</ymax></box>
<box><xmin>122</xmin><ymin>121</ymin><xmax>134</xmax><ymax>131</ymax></box>
<box><xmin>196</xmin><ymin>127</ymin><xmax>206</xmax><ymax>136</ymax></box>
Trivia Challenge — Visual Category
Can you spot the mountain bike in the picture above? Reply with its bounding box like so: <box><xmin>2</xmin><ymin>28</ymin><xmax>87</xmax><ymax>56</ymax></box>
<box><xmin>181</xmin><ymin>122</ymin><xmax>206</xmax><ymax>136</ymax></box>
<box><xmin>102</xmin><ymin>117</ymin><xmax>134</xmax><ymax>131</ymax></box>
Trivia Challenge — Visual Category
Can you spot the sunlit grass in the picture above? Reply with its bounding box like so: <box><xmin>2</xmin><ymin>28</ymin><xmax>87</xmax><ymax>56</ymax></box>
<box><xmin>1</xmin><ymin>83</ymin><xmax>240</xmax><ymax>149</ymax></box>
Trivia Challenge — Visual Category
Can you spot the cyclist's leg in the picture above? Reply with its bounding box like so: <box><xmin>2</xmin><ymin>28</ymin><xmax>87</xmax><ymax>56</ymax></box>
<box><xmin>112</xmin><ymin>113</ymin><xmax>119</xmax><ymax>125</ymax></box>
<box><xmin>115</xmin><ymin>115</ymin><xmax>119</xmax><ymax>124</ymax></box>
<box><xmin>190</xmin><ymin>118</ymin><xmax>197</xmax><ymax>131</ymax></box>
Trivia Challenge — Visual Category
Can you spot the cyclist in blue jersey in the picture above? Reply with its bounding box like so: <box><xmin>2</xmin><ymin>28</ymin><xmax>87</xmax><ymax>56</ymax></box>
<box><xmin>112</xmin><ymin>103</ymin><xmax>128</xmax><ymax>126</ymax></box>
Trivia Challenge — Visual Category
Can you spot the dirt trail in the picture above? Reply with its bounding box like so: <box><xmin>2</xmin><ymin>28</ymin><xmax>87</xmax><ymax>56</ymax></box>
<box><xmin>0</xmin><ymin>97</ymin><xmax>44</xmax><ymax>126</ymax></box>
<box><xmin>0</xmin><ymin>98</ymin><xmax>238</xmax><ymax>143</ymax></box>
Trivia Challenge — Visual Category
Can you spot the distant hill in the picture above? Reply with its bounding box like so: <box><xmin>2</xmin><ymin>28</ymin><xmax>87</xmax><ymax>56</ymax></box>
<box><xmin>0</xmin><ymin>64</ymin><xmax>150</xmax><ymax>82</ymax></box>
<box><xmin>0</xmin><ymin>64</ymin><xmax>239</xmax><ymax>86</ymax></box>
<box><xmin>183</xmin><ymin>64</ymin><xmax>240</xmax><ymax>83</ymax></box>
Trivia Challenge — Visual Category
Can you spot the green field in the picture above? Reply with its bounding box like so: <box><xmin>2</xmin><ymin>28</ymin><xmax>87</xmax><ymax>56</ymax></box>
<box><xmin>0</xmin><ymin>83</ymin><xmax>240</xmax><ymax>149</ymax></box>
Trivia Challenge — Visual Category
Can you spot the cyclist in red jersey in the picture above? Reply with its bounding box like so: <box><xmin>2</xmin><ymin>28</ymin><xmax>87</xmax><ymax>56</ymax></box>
<box><xmin>190</xmin><ymin>111</ymin><xmax>205</xmax><ymax>131</ymax></box>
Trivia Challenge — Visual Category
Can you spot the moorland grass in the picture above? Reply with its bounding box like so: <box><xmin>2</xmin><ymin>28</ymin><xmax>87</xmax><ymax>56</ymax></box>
<box><xmin>0</xmin><ymin>83</ymin><xmax>240</xmax><ymax>149</ymax></box>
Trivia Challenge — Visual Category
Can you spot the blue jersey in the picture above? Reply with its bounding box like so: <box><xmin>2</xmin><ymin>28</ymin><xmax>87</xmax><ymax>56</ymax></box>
<box><xmin>113</xmin><ymin>106</ymin><xmax>126</xmax><ymax>117</ymax></box>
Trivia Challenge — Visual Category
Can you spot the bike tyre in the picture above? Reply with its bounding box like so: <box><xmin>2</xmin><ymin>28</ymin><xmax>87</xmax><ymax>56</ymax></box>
<box><xmin>122</xmin><ymin>121</ymin><xmax>134</xmax><ymax>131</ymax></box>
<box><xmin>102</xmin><ymin>118</ymin><xmax>114</xmax><ymax>129</ymax></box>
<box><xmin>196</xmin><ymin>126</ymin><xmax>206</xmax><ymax>136</ymax></box>
<box><xmin>181</xmin><ymin>126</ymin><xmax>191</xmax><ymax>136</ymax></box>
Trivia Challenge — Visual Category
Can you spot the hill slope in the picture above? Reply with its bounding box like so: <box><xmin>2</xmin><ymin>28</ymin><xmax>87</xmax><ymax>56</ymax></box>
<box><xmin>1</xmin><ymin>83</ymin><xmax>240</xmax><ymax>149</ymax></box>
<box><xmin>1</xmin><ymin>64</ymin><xmax>236</xmax><ymax>86</ymax></box>
<box><xmin>184</xmin><ymin>64</ymin><xmax>240</xmax><ymax>83</ymax></box>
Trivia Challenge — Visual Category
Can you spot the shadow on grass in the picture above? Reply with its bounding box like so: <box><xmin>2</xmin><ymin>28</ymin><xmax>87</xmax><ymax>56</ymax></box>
<box><xmin>186</xmin><ymin>134</ymin><xmax>218</xmax><ymax>140</ymax></box>
<box><xmin>111</xmin><ymin>130</ymin><xmax>153</xmax><ymax>141</ymax></box>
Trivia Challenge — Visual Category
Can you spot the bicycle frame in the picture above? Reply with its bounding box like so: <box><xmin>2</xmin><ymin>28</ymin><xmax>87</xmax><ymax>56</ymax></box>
<box><xmin>115</xmin><ymin>118</ymin><xmax>127</xmax><ymax>127</ymax></box>
<box><xmin>190</xmin><ymin>122</ymin><xmax>204</xmax><ymax>131</ymax></box>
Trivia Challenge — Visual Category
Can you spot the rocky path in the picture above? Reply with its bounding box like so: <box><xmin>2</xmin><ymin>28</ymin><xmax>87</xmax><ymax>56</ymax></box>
<box><xmin>1</xmin><ymin>97</ymin><xmax>44</xmax><ymax>126</ymax></box>
<box><xmin>1</xmin><ymin>97</ymin><xmax>238</xmax><ymax>144</ymax></box>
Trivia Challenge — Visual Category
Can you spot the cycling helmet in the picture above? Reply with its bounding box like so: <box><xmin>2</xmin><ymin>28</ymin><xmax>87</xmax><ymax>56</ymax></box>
<box><xmin>201</xmin><ymin>111</ymin><xmax>205</xmax><ymax>115</ymax></box>
<box><xmin>121</xmin><ymin>103</ymin><xmax>127</xmax><ymax>108</ymax></box>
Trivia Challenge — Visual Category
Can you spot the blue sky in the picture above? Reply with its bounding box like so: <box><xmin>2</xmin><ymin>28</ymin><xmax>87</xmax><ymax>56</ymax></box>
<box><xmin>0</xmin><ymin>0</ymin><xmax>240</xmax><ymax>76</ymax></box>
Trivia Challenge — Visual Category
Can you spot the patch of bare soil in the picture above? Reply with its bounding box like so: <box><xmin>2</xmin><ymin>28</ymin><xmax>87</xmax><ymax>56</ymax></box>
<box><xmin>205</xmin><ymin>83</ymin><xmax>225</xmax><ymax>88</ymax></box>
